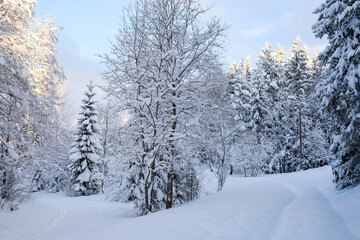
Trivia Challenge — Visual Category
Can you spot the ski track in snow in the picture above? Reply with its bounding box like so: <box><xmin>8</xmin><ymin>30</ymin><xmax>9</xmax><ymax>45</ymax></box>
<box><xmin>1</xmin><ymin>166</ymin><xmax>359</xmax><ymax>240</ymax></box>
<box><xmin>26</xmin><ymin>208</ymin><xmax>68</xmax><ymax>240</ymax></box>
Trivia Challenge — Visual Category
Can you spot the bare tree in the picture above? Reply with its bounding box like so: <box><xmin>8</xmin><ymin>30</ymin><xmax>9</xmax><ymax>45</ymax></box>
<box><xmin>101</xmin><ymin>0</ymin><xmax>226</xmax><ymax>214</ymax></box>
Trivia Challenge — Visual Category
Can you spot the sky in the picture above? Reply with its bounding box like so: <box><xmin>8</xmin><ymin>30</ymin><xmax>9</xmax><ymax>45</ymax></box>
<box><xmin>35</xmin><ymin>0</ymin><xmax>328</xmax><ymax>113</ymax></box>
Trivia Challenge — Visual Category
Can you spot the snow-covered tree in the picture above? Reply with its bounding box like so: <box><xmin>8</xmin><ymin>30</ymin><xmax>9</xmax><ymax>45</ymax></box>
<box><xmin>0</xmin><ymin>0</ymin><xmax>35</xmax><ymax>209</ymax></box>
<box><xmin>0</xmin><ymin>0</ymin><xmax>67</xmax><ymax>209</ymax></box>
<box><xmin>242</xmin><ymin>56</ymin><xmax>252</xmax><ymax>81</ymax></box>
<box><xmin>309</xmin><ymin>53</ymin><xmax>324</xmax><ymax>84</ymax></box>
<box><xmin>101</xmin><ymin>0</ymin><xmax>226</xmax><ymax>214</ymax></box>
<box><xmin>229</xmin><ymin>60</ymin><xmax>277</xmax><ymax>175</ymax></box>
<box><xmin>199</xmin><ymin>70</ymin><xmax>239</xmax><ymax>190</ymax></box>
<box><xmin>285</xmin><ymin>37</ymin><xmax>312</xmax><ymax>101</ymax></box>
<box><xmin>274</xmin><ymin>43</ymin><xmax>286</xmax><ymax>71</ymax></box>
<box><xmin>229</xmin><ymin>61</ymin><xmax>254</xmax><ymax>127</ymax></box>
<box><xmin>313</xmin><ymin>0</ymin><xmax>360</xmax><ymax>189</ymax></box>
<box><xmin>68</xmin><ymin>82</ymin><xmax>103</xmax><ymax>196</ymax></box>
<box><xmin>26</xmin><ymin>16</ymin><xmax>69</xmax><ymax>194</ymax></box>
<box><xmin>230</xmin><ymin>39</ymin><xmax>329</xmax><ymax>175</ymax></box>
<box><xmin>255</xmin><ymin>42</ymin><xmax>283</xmax><ymax>89</ymax></box>
<box><xmin>282</xmin><ymin>37</ymin><xmax>312</xmax><ymax>170</ymax></box>
<box><xmin>280</xmin><ymin>37</ymin><xmax>329</xmax><ymax>172</ymax></box>
<box><xmin>252</xmin><ymin>42</ymin><xmax>283</xmax><ymax>137</ymax></box>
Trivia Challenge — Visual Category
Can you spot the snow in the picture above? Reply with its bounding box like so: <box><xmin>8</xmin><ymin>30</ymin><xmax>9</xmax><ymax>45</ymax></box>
<box><xmin>269</xmin><ymin>81</ymin><xmax>279</xmax><ymax>90</ymax></box>
<box><xmin>78</xmin><ymin>169</ymin><xmax>91</xmax><ymax>183</ymax></box>
<box><xmin>1</xmin><ymin>166</ymin><xmax>359</xmax><ymax>240</ymax></box>
<box><xmin>0</xmin><ymin>54</ymin><xmax>5</xmax><ymax>65</ymax></box>
<box><xmin>199</xmin><ymin>166</ymin><xmax>218</xmax><ymax>196</ymax></box>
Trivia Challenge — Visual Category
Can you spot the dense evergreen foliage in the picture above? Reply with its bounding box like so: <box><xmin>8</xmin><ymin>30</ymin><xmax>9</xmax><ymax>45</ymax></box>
<box><xmin>68</xmin><ymin>83</ymin><xmax>103</xmax><ymax>196</ymax></box>
<box><xmin>313</xmin><ymin>0</ymin><xmax>360</xmax><ymax>189</ymax></box>
<box><xmin>229</xmin><ymin>38</ymin><xmax>329</xmax><ymax>175</ymax></box>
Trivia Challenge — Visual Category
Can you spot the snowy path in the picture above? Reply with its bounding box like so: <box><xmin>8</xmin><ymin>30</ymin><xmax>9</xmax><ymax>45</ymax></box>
<box><xmin>0</xmin><ymin>166</ymin><xmax>359</xmax><ymax>240</ymax></box>
<box><xmin>268</xmin><ymin>169</ymin><xmax>359</xmax><ymax>240</ymax></box>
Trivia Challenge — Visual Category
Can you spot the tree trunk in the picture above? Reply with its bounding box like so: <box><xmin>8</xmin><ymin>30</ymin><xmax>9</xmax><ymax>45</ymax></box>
<box><xmin>144</xmin><ymin>180</ymin><xmax>149</xmax><ymax>214</ymax></box>
<box><xmin>166</xmin><ymin>167</ymin><xmax>173</xmax><ymax>209</ymax></box>
<box><xmin>166</xmin><ymin>98</ymin><xmax>177</xmax><ymax>209</ymax></box>
<box><xmin>299</xmin><ymin>109</ymin><xmax>303</xmax><ymax>170</ymax></box>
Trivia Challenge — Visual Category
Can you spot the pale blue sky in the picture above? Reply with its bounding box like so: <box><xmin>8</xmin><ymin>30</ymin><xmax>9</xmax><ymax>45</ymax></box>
<box><xmin>35</xmin><ymin>0</ymin><xmax>327</xmax><ymax>111</ymax></box>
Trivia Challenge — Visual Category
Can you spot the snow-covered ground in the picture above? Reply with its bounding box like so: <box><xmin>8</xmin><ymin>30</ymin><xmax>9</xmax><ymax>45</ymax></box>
<box><xmin>1</xmin><ymin>166</ymin><xmax>359</xmax><ymax>240</ymax></box>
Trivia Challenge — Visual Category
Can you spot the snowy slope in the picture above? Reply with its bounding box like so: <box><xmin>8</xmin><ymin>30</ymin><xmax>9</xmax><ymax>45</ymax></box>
<box><xmin>0</xmin><ymin>166</ymin><xmax>359</xmax><ymax>240</ymax></box>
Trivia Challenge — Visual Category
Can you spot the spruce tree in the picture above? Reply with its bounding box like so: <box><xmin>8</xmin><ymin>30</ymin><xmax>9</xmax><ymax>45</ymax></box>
<box><xmin>243</xmin><ymin>55</ymin><xmax>252</xmax><ymax>81</ymax></box>
<box><xmin>309</xmin><ymin>53</ymin><xmax>324</xmax><ymax>84</ymax></box>
<box><xmin>229</xmin><ymin>61</ymin><xmax>255</xmax><ymax>129</ymax></box>
<box><xmin>313</xmin><ymin>0</ymin><xmax>360</xmax><ymax>189</ymax></box>
<box><xmin>284</xmin><ymin>37</ymin><xmax>312</xmax><ymax>171</ymax></box>
<box><xmin>251</xmin><ymin>42</ymin><xmax>282</xmax><ymax>147</ymax></box>
<box><xmin>68</xmin><ymin>82</ymin><xmax>103</xmax><ymax>196</ymax></box>
<box><xmin>282</xmin><ymin>37</ymin><xmax>329</xmax><ymax>172</ymax></box>
<box><xmin>274</xmin><ymin>44</ymin><xmax>286</xmax><ymax>71</ymax></box>
<box><xmin>285</xmin><ymin>37</ymin><xmax>312</xmax><ymax>101</ymax></box>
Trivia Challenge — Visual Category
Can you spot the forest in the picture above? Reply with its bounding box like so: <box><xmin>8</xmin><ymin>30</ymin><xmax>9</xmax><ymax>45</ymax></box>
<box><xmin>0</xmin><ymin>0</ymin><xmax>359</xmax><ymax>223</ymax></box>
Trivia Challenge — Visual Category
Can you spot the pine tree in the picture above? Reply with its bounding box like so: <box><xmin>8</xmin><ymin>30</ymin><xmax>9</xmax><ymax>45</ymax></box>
<box><xmin>313</xmin><ymin>0</ymin><xmax>360</xmax><ymax>189</ymax></box>
<box><xmin>68</xmin><ymin>82</ymin><xmax>103</xmax><ymax>196</ymax></box>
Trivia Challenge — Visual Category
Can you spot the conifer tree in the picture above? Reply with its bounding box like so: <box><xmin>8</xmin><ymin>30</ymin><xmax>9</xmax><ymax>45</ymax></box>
<box><xmin>68</xmin><ymin>82</ymin><xmax>103</xmax><ymax>195</ymax></box>
<box><xmin>274</xmin><ymin>44</ymin><xmax>286</xmax><ymax>70</ymax></box>
<box><xmin>309</xmin><ymin>53</ymin><xmax>323</xmax><ymax>84</ymax></box>
<box><xmin>282</xmin><ymin>37</ymin><xmax>328</xmax><ymax>172</ymax></box>
<box><xmin>313</xmin><ymin>0</ymin><xmax>360</xmax><ymax>189</ymax></box>
<box><xmin>229</xmin><ymin>61</ymin><xmax>254</xmax><ymax>129</ymax></box>
<box><xmin>285</xmin><ymin>37</ymin><xmax>312</xmax><ymax>101</ymax></box>
<box><xmin>243</xmin><ymin>55</ymin><xmax>252</xmax><ymax>81</ymax></box>
<box><xmin>230</xmin><ymin>44</ymin><xmax>283</xmax><ymax>174</ymax></box>
<box><xmin>251</xmin><ymin>42</ymin><xmax>282</xmax><ymax>146</ymax></box>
